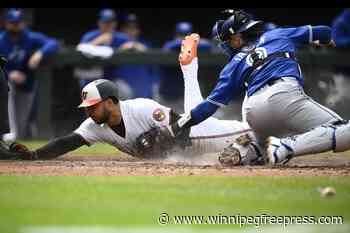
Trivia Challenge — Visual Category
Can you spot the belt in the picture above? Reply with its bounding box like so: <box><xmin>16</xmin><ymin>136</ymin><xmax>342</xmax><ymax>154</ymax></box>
<box><xmin>251</xmin><ymin>76</ymin><xmax>297</xmax><ymax>96</ymax></box>
<box><xmin>244</xmin><ymin>51</ymin><xmax>296</xmax><ymax>88</ymax></box>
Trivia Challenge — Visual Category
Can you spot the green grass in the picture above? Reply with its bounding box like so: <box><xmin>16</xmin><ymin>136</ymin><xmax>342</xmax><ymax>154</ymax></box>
<box><xmin>4</xmin><ymin>141</ymin><xmax>349</xmax><ymax>232</ymax></box>
<box><xmin>0</xmin><ymin>176</ymin><xmax>349</xmax><ymax>233</ymax></box>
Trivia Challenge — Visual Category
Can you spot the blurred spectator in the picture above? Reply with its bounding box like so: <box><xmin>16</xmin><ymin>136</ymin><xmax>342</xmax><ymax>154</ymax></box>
<box><xmin>332</xmin><ymin>9</ymin><xmax>350</xmax><ymax>48</ymax></box>
<box><xmin>163</xmin><ymin>22</ymin><xmax>213</xmax><ymax>51</ymax></box>
<box><xmin>331</xmin><ymin>9</ymin><xmax>350</xmax><ymax>76</ymax></box>
<box><xmin>263</xmin><ymin>22</ymin><xmax>278</xmax><ymax>32</ymax></box>
<box><xmin>115</xmin><ymin>13</ymin><xmax>160</xmax><ymax>98</ymax></box>
<box><xmin>326</xmin><ymin>8</ymin><xmax>350</xmax><ymax>114</ymax></box>
<box><xmin>0</xmin><ymin>8</ymin><xmax>59</xmax><ymax>140</ymax></box>
<box><xmin>160</xmin><ymin>22</ymin><xmax>213</xmax><ymax>112</ymax></box>
<box><xmin>76</xmin><ymin>8</ymin><xmax>131</xmax><ymax>97</ymax></box>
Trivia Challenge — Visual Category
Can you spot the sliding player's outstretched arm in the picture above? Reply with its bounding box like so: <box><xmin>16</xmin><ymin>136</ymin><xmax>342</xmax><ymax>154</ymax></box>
<box><xmin>21</xmin><ymin>118</ymin><xmax>101</xmax><ymax>160</ymax></box>
<box><xmin>33</xmin><ymin>133</ymin><xmax>88</xmax><ymax>159</ymax></box>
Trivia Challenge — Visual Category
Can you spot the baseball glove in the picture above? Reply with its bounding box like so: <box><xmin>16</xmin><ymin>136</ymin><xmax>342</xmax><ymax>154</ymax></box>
<box><xmin>135</xmin><ymin>126</ymin><xmax>176</xmax><ymax>159</ymax></box>
<box><xmin>218</xmin><ymin>144</ymin><xmax>242</xmax><ymax>166</ymax></box>
<box><xmin>9</xmin><ymin>142</ymin><xmax>37</xmax><ymax>160</ymax></box>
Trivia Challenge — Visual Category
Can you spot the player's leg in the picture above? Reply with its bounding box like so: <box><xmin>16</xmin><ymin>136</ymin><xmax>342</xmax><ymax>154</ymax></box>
<box><xmin>9</xmin><ymin>85</ymin><xmax>36</xmax><ymax>139</ymax></box>
<box><xmin>266</xmin><ymin>119</ymin><xmax>350</xmax><ymax>164</ymax></box>
<box><xmin>179</xmin><ymin>33</ymin><xmax>204</xmax><ymax>113</ymax></box>
<box><xmin>244</xmin><ymin>78</ymin><xmax>342</xmax><ymax>142</ymax></box>
<box><xmin>0</xmin><ymin>70</ymin><xmax>10</xmax><ymax>138</ymax></box>
<box><xmin>0</xmin><ymin>60</ymin><xmax>29</xmax><ymax>159</ymax></box>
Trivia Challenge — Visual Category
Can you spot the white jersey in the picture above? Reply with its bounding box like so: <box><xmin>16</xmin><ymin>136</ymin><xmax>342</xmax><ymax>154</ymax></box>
<box><xmin>74</xmin><ymin>98</ymin><xmax>252</xmax><ymax>157</ymax></box>
<box><xmin>75</xmin><ymin>57</ymin><xmax>255</xmax><ymax>158</ymax></box>
<box><xmin>75</xmin><ymin>98</ymin><xmax>171</xmax><ymax>155</ymax></box>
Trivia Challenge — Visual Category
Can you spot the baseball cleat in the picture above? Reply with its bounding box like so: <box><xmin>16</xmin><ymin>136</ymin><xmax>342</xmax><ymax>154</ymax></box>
<box><xmin>265</xmin><ymin>137</ymin><xmax>294</xmax><ymax>165</ymax></box>
<box><xmin>179</xmin><ymin>33</ymin><xmax>200</xmax><ymax>66</ymax></box>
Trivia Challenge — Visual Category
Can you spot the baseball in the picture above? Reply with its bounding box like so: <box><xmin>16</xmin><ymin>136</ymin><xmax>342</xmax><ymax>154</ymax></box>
<box><xmin>319</xmin><ymin>187</ymin><xmax>336</xmax><ymax>198</ymax></box>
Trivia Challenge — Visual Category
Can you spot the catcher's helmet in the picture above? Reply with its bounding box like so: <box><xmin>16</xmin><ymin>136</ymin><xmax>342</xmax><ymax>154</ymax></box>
<box><xmin>211</xmin><ymin>20</ymin><xmax>225</xmax><ymax>42</ymax></box>
<box><xmin>212</xmin><ymin>20</ymin><xmax>238</xmax><ymax>59</ymax></box>
<box><xmin>78</xmin><ymin>79</ymin><xmax>119</xmax><ymax>108</ymax></box>
<box><xmin>216</xmin><ymin>9</ymin><xmax>263</xmax><ymax>42</ymax></box>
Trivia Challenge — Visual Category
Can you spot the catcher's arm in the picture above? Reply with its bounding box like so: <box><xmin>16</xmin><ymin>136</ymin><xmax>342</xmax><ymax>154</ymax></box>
<box><xmin>32</xmin><ymin>133</ymin><xmax>88</xmax><ymax>160</ymax></box>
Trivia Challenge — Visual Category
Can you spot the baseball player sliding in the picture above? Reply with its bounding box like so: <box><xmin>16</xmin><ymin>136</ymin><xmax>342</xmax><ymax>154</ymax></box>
<box><xmin>148</xmin><ymin>9</ymin><xmax>350</xmax><ymax>165</ymax></box>
<box><xmin>9</xmin><ymin>34</ymin><xmax>262</xmax><ymax>165</ymax></box>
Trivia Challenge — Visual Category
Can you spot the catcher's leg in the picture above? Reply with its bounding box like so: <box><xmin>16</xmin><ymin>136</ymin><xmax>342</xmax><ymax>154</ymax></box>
<box><xmin>266</xmin><ymin>120</ymin><xmax>350</xmax><ymax>165</ymax></box>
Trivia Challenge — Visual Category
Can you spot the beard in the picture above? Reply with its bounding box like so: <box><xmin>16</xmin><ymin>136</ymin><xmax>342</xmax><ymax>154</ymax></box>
<box><xmin>93</xmin><ymin>107</ymin><xmax>110</xmax><ymax>125</ymax></box>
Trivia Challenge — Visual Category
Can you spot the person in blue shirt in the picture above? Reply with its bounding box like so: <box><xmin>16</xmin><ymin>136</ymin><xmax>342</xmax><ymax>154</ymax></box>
<box><xmin>160</xmin><ymin>22</ymin><xmax>213</xmax><ymax>112</ymax></box>
<box><xmin>331</xmin><ymin>9</ymin><xmax>350</xmax><ymax>77</ymax></box>
<box><xmin>78</xmin><ymin>9</ymin><xmax>130</xmax><ymax>89</ymax></box>
<box><xmin>146</xmin><ymin>9</ymin><xmax>350</xmax><ymax>166</ymax></box>
<box><xmin>0</xmin><ymin>8</ymin><xmax>59</xmax><ymax>140</ymax></box>
<box><xmin>332</xmin><ymin>9</ymin><xmax>350</xmax><ymax>48</ymax></box>
<box><xmin>115</xmin><ymin>13</ymin><xmax>160</xmax><ymax>99</ymax></box>
<box><xmin>163</xmin><ymin>22</ymin><xmax>213</xmax><ymax>52</ymax></box>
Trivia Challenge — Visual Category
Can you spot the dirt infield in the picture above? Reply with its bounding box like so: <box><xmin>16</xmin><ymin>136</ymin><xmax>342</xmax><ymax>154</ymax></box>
<box><xmin>0</xmin><ymin>152</ymin><xmax>350</xmax><ymax>176</ymax></box>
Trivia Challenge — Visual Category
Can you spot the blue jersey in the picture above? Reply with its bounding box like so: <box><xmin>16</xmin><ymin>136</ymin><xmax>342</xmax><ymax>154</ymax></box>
<box><xmin>79</xmin><ymin>29</ymin><xmax>130</xmax><ymax>87</ymax></box>
<box><xmin>208</xmin><ymin>25</ymin><xmax>317</xmax><ymax>106</ymax></box>
<box><xmin>332</xmin><ymin>9</ymin><xmax>350</xmax><ymax>48</ymax></box>
<box><xmin>114</xmin><ymin>38</ymin><xmax>160</xmax><ymax>98</ymax></box>
<box><xmin>190</xmin><ymin>25</ymin><xmax>332</xmax><ymax>125</ymax></box>
<box><xmin>0</xmin><ymin>29</ymin><xmax>59</xmax><ymax>91</ymax></box>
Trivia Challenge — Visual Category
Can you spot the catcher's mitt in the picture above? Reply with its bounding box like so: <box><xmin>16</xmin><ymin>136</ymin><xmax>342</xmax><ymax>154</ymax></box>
<box><xmin>218</xmin><ymin>134</ymin><xmax>252</xmax><ymax>166</ymax></box>
<box><xmin>218</xmin><ymin>144</ymin><xmax>241</xmax><ymax>166</ymax></box>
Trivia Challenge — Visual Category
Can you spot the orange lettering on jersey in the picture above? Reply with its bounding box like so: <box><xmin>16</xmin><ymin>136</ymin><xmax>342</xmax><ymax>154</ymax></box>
<box><xmin>153</xmin><ymin>108</ymin><xmax>165</xmax><ymax>122</ymax></box>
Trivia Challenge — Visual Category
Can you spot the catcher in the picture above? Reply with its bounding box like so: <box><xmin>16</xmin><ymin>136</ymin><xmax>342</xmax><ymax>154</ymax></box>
<box><xmin>14</xmin><ymin>35</ymin><xmax>263</xmax><ymax>165</ymax></box>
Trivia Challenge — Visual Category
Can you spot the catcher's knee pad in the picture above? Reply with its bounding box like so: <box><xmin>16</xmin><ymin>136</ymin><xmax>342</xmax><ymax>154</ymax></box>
<box><xmin>303</xmin><ymin>120</ymin><xmax>350</xmax><ymax>153</ymax></box>
<box><xmin>332</xmin><ymin>120</ymin><xmax>350</xmax><ymax>152</ymax></box>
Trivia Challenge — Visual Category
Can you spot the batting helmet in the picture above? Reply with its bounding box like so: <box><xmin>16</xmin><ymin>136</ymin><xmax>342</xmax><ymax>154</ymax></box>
<box><xmin>78</xmin><ymin>79</ymin><xmax>119</xmax><ymax>108</ymax></box>
<box><xmin>217</xmin><ymin>9</ymin><xmax>263</xmax><ymax>42</ymax></box>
